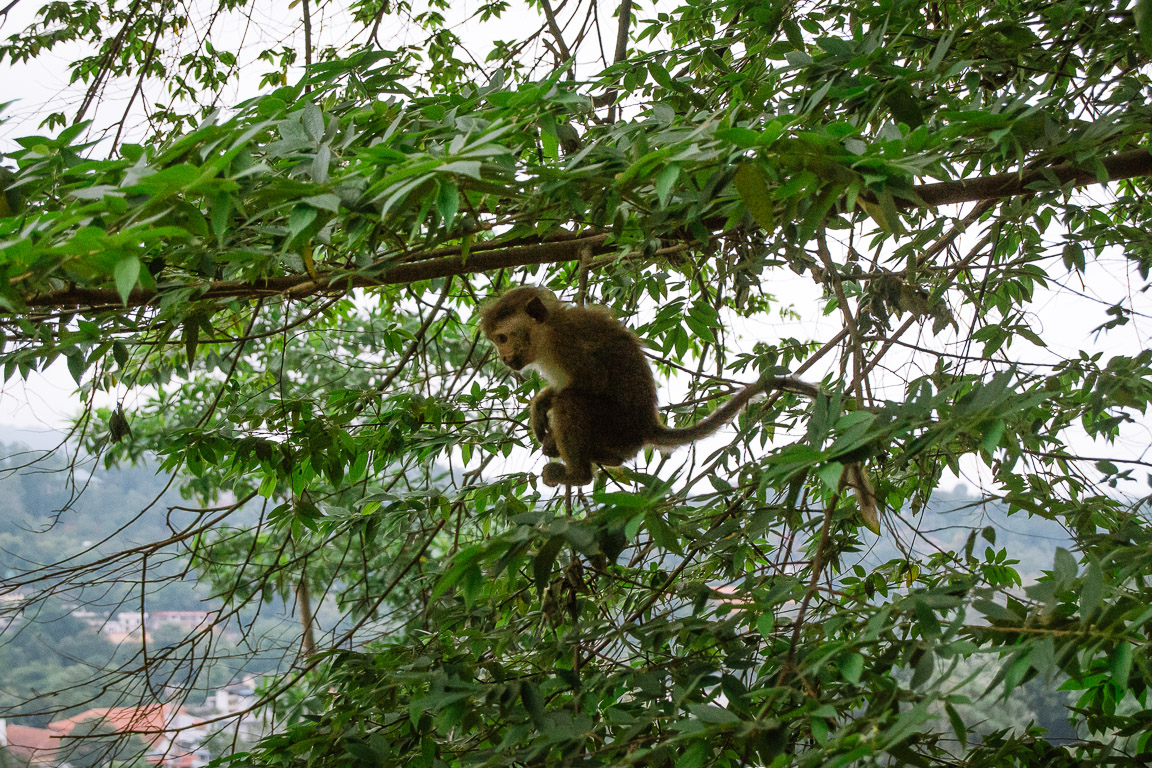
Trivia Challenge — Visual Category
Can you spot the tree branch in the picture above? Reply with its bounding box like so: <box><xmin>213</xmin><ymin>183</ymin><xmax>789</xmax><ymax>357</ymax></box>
<box><xmin>613</xmin><ymin>0</ymin><xmax>632</xmax><ymax>65</ymax></box>
<box><xmin>908</xmin><ymin>148</ymin><xmax>1152</xmax><ymax>208</ymax></box>
<box><xmin>539</xmin><ymin>0</ymin><xmax>573</xmax><ymax>64</ymax></box>
<box><xmin>10</xmin><ymin>149</ymin><xmax>1151</xmax><ymax>312</ymax></box>
<box><xmin>19</xmin><ymin>234</ymin><xmax>610</xmax><ymax>309</ymax></box>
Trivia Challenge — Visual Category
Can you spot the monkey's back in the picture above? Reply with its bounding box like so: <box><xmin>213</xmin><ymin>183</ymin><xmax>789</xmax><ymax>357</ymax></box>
<box><xmin>550</xmin><ymin>305</ymin><xmax>660</xmax><ymax>431</ymax></box>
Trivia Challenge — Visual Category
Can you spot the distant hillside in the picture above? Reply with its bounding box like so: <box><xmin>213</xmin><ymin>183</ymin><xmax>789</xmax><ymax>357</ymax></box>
<box><xmin>860</xmin><ymin>485</ymin><xmax>1074</xmax><ymax>583</ymax></box>
<box><xmin>1</xmin><ymin>439</ymin><xmax>211</xmax><ymax>602</ymax></box>
<box><xmin>0</xmin><ymin>440</ymin><xmax>300</xmax><ymax>728</ymax></box>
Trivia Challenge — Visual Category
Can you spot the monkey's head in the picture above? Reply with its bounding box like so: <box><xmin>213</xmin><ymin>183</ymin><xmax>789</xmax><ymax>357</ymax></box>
<box><xmin>479</xmin><ymin>286</ymin><xmax>558</xmax><ymax>371</ymax></box>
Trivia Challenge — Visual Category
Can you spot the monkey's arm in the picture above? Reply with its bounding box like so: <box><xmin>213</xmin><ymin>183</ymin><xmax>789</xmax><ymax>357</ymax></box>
<box><xmin>530</xmin><ymin>387</ymin><xmax>559</xmax><ymax>456</ymax></box>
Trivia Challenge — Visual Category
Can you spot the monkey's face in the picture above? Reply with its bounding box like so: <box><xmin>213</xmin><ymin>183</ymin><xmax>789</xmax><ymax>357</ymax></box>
<box><xmin>485</xmin><ymin>316</ymin><xmax>536</xmax><ymax>371</ymax></box>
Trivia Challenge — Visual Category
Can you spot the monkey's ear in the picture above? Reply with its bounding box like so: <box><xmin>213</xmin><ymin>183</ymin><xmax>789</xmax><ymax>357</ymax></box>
<box><xmin>525</xmin><ymin>297</ymin><xmax>549</xmax><ymax>322</ymax></box>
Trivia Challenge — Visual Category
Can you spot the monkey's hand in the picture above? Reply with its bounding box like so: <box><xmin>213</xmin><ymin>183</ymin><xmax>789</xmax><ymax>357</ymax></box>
<box><xmin>530</xmin><ymin>388</ymin><xmax>557</xmax><ymax>454</ymax></box>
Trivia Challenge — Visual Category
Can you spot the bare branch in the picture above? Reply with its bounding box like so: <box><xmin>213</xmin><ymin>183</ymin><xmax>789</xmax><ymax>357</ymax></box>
<box><xmin>539</xmin><ymin>0</ymin><xmax>573</xmax><ymax>64</ymax></box>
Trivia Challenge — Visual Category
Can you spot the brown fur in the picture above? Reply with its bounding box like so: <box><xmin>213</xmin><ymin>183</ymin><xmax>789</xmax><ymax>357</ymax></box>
<box><xmin>480</xmin><ymin>286</ymin><xmax>814</xmax><ymax>486</ymax></box>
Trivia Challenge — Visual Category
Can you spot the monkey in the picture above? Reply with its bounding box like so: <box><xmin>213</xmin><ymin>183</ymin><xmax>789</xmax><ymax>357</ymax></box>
<box><xmin>479</xmin><ymin>286</ymin><xmax>820</xmax><ymax>487</ymax></box>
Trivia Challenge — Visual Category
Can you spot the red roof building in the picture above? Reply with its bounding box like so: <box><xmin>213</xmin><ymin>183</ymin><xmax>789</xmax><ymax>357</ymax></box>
<box><xmin>47</xmin><ymin>704</ymin><xmax>205</xmax><ymax>767</ymax></box>
<box><xmin>49</xmin><ymin>704</ymin><xmax>177</xmax><ymax>745</ymax></box>
<box><xmin>3</xmin><ymin>723</ymin><xmax>63</xmax><ymax>766</ymax></box>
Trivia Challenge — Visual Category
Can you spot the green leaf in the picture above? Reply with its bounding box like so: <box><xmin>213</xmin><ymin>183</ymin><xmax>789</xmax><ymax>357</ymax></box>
<box><xmin>648</xmin><ymin>62</ymin><xmax>676</xmax><ymax>91</ymax></box>
<box><xmin>910</xmin><ymin>649</ymin><xmax>934</xmax><ymax>689</ymax></box>
<box><xmin>1031</xmin><ymin>637</ymin><xmax>1055</xmax><ymax>677</ymax></box>
<box><xmin>1109</xmin><ymin>643</ymin><xmax>1133</xmax><ymax>688</ymax></box>
<box><xmin>624</xmin><ymin>514</ymin><xmax>645</xmax><ymax>540</ymax></box>
<box><xmin>302</xmin><ymin>102</ymin><xmax>325</xmax><ymax>141</ymax></box>
<box><xmin>1136</xmin><ymin>0</ymin><xmax>1152</xmax><ymax>56</ymax></box>
<box><xmin>112</xmin><ymin>340</ymin><xmax>129</xmax><ymax>366</ymax></box>
<box><xmin>303</xmin><ymin>193</ymin><xmax>341</xmax><ymax>212</ymax></box>
<box><xmin>63</xmin><ymin>347</ymin><xmax>85</xmax><ymax>384</ymax></box>
<box><xmin>1003</xmin><ymin>651</ymin><xmax>1030</xmax><ymax>696</ymax></box>
<box><xmin>1080</xmin><ymin>560</ymin><xmax>1104</xmax><ymax>622</ymax></box>
<box><xmin>980</xmin><ymin>419</ymin><xmax>1005</xmax><ymax>453</ymax></box>
<box><xmin>287</xmin><ymin>205</ymin><xmax>319</xmax><ymax>247</ymax></box>
<box><xmin>686</xmin><ymin>703</ymin><xmax>740</xmax><ymax>725</ymax></box>
<box><xmin>944</xmin><ymin>702</ymin><xmax>967</xmax><ymax>746</ymax></box>
<box><xmin>815</xmin><ymin>461</ymin><xmax>844</xmax><ymax>491</ymax></box>
<box><xmin>439</xmin><ymin>160</ymin><xmax>483</xmax><ymax>178</ymax></box>
<box><xmin>684</xmin><ymin>312</ymin><xmax>717</xmax><ymax>344</ymax></box>
<box><xmin>183</xmin><ymin>321</ymin><xmax>200</xmax><ymax>363</ymax></box>
<box><xmin>349</xmin><ymin>451</ymin><xmax>369</xmax><ymax>484</ymax></box>
<box><xmin>533</xmin><ymin>535</ymin><xmax>564</xmax><ymax>594</ymax></box>
<box><xmin>716</xmin><ymin>126</ymin><xmax>760</xmax><ymax>148</ymax></box>
<box><xmin>1052</xmin><ymin>547</ymin><xmax>1078</xmax><ymax>584</ymax></box>
<box><xmin>257</xmin><ymin>474</ymin><xmax>277</xmax><ymax>497</ymax></box>
<box><xmin>654</xmin><ymin>164</ymin><xmax>680</xmax><ymax>208</ymax></box>
<box><xmin>520</xmin><ymin>682</ymin><xmax>547</xmax><ymax>730</ymax></box>
<box><xmin>1062</xmin><ymin>242</ymin><xmax>1086</xmax><ymax>272</ymax></box>
<box><xmin>344</xmin><ymin>741</ymin><xmax>376</xmax><ymax>762</ymax></box>
<box><xmin>461</xmin><ymin>563</ymin><xmax>483</xmax><ymax>606</ymax></box>
<box><xmin>540</xmin><ymin>124</ymin><xmax>559</xmax><ymax>159</ymax></box>
<box><xmin>883</xmin><ymin>83</ymin><xmax>924</xmax><ymax>128</ymax></box>
<box><xmin>595</xmin><ymin>491</ymin><xmax>654</xmax><ymax>508</ymax></box>
<box><xmin>840</xmin><ymin>652</ymin><xmax>864</xmax><ymax>684</ymax></box>
<box><xmin>113</xmin><ymin>255</ymin><xmax>141</xmax><ymax>305</ymax></box>
<box><xmin>677</xmin><ymin>740</ymin><xmax>709</xmax><ymax>768</ymax></box>
<box><xmin>733</xmin><ymin>162</ymin><xmax>775</xmax><ymax>231</ymax></box>
<box><xmin>431</xmin><ymin>545</ymin><xmax>484</xmax><ymax>601</ymax></box>
<box><xmin>436</xmin><ymin>182</ymin><xmax>460</xmax><ymax>228</ymax></box>
<box><xmin>973</xmin><ymin>599</ymin><xmax>1020</xmax><ymax>623</ymax></box>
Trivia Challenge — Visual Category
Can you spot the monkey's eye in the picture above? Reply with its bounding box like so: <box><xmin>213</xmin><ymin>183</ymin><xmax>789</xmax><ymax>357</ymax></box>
<box><xmin>495</xmin><ymin>333</ymin><xmax>508</xmax><ymax>344</ymax></box>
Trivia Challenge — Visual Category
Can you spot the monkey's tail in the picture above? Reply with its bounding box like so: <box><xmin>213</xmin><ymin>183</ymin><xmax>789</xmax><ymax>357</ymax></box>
<box><xmin>648</xmin><ymin>376</ymin><xmax>819</xmax><ymax>448</ymax></box>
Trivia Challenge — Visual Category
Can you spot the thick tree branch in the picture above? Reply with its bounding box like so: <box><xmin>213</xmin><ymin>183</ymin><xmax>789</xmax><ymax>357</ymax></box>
<box><xmin>613</xmin><ymin>0</ymin><xmax>632</xmax><ymax>65</ymax></box>
<box><xmin>18</xmin><ymin>234</ymin><xmax>611</xmax><ymax>309</ymax></box>
<box><xmin>295</xmin><ymin>570</ymin><xmax>316</xmax><ymax>659</ymax></box>
<box><xmin>908</xmin><ymin>148</ymin><xmax>1152</xmax><ymax>208</ymax></box>
<box><xmin>10</xmin><ymin>149</ymin><xmax>1151</xmax><ymax>312</ymax></box>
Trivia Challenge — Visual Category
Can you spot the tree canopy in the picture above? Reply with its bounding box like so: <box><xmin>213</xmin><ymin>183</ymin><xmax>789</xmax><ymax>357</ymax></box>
<box><xmin>2</xmin><ymin>0</ymin><xmax>1152</xmax><ymax>765</ymax></box>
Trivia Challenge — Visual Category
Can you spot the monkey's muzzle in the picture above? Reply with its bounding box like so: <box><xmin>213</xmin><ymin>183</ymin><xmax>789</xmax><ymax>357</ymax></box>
<box><xmin>502</xmin><ymin>353</ymin><xmax>526</xmax><ymax>370</ymax></box>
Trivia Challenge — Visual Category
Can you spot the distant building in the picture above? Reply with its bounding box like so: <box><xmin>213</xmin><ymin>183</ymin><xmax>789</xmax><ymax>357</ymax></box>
<box><xmin>71</xmin><ymin>608</ymin><xmax>103</xmax><ymax>628</ymax></box>
<box><xmin>0</xmin><ymin>719</ymin><xmax>63</xmax><ymax>766</ymax></box>
<box><xmin>148</xmin><ymin>611</ymin><xmax>218</xmax><ymax>633</ymax></box>
<box><xmin>49</xmin><ymin>704</ymin><xmax>205</xmax><ymax>768</ymax></box>
<box><xmin>96</xmin><ymin>611</ymin><xmax>220</xmax><ymax>644</ymax></box>
<box><xmin>181</xmin><ymin>678</ymin><xmax>271</xmax><ymax>753</ymax></box>
<box><xmin>1</xmin><ymin>689</ymin><xmax>258</xmax><ymax>768</ymax></box>
<box><xmin>100</xmin><ymin>611</ymin><xmax>148</xmax><ymax>643</ymax></box>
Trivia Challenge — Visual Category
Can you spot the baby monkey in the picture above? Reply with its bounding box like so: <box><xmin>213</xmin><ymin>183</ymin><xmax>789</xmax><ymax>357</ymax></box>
<box><xmin>480</xmin><ymin>286</ymin><xmax>818</xmax><ymax>487</ymax></box>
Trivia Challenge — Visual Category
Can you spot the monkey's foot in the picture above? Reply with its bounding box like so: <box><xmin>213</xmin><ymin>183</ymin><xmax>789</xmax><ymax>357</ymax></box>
<box><xmin>541</xmin><ymin>462</ymin><xmax>567</xmax><ymax>487</ymax></box>
<box><xmin>540</xmin><ymin>435</ymin><xmax>560</xmax><ymax>457</ymax></box>
<box><xmin>542</xmin><ymin>462</ymin><xmax>595</xmax><ymax>486</ymax></box>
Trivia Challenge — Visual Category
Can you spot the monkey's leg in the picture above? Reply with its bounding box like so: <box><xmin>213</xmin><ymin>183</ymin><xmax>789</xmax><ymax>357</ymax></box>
<box><xmin>530</xmin><ymin>387</ymin><xmax>559</xmax><ymax>457</ymax></box>
<box><xmin>541</xmin><ymin>391</ymin><xmax>597</xmax><ymax>486</ymax></box>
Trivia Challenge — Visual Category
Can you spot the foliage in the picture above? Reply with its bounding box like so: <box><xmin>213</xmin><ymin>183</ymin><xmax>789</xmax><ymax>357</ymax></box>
<box><xmin>1</xmin><ymin>0</ymin><xmax>1152</xmax><ymax>766</ymax></box>
<box><xmin>0</xmin><ymin>746</ymin><xmax>30</xmax><ymax>768</ymax></box>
